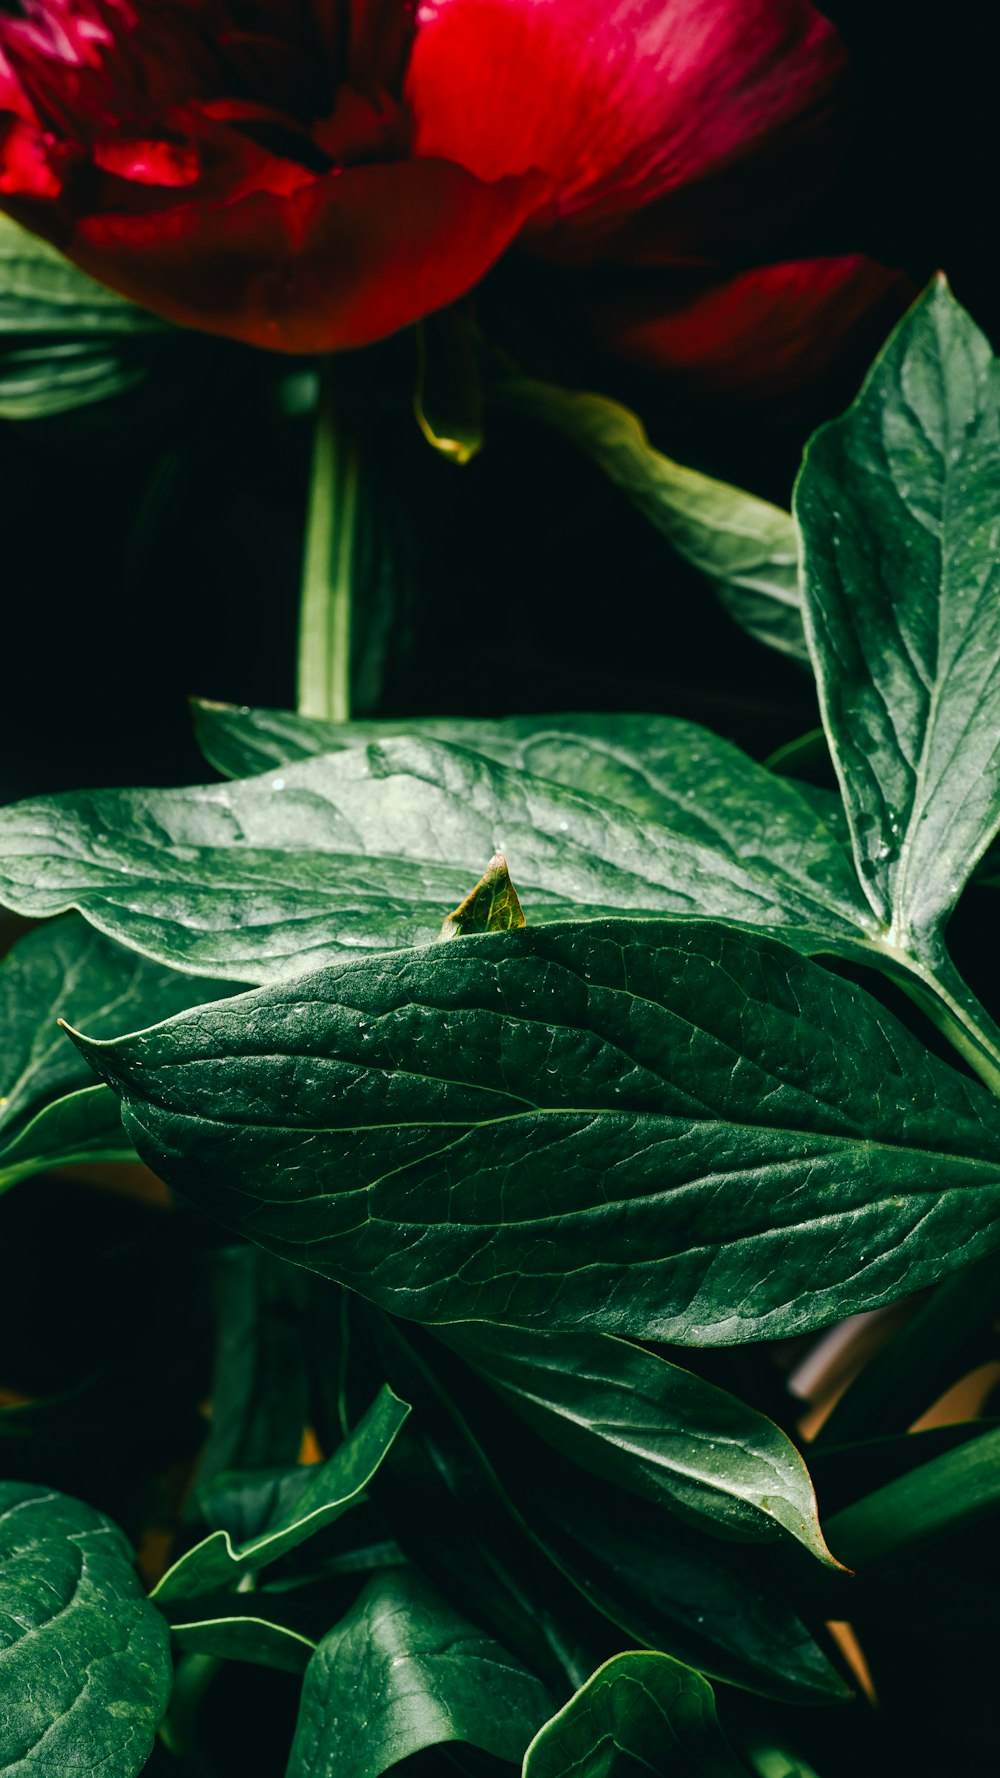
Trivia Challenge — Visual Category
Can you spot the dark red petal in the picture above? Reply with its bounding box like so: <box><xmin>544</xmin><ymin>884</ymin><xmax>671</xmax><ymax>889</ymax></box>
<box><xmin>61</xmin><ymin>157</ymin><xmax>540</xmax><ymax>350</ymax></box>
<box><xmin>0</xmin><ymin>116</ymin><xmax>61</xmax><ymax>197</ymax></box>
<box><xmin>586</xmin><ymin>256</ymin><xmax>917</xmax><ymax>402</ymax></box>
<box><xmin>407</xmin><ymin>0</ymin><xmax>847</xmax><ymax>234</ymax></box>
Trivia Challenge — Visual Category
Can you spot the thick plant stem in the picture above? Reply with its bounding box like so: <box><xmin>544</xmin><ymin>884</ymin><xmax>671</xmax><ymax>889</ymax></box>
<box><xmin>296</xmin><ymin>365</ymin><xmax>358</xmax><ymax>723</ymax></box>
<box><xmin>899</xmin><ymin>960</ymin><xmax>1000</xmax><ymax>1098</ymax></box>
<box><xmin>864</xmin><ymin>932</ymin><xmax>1000</xmax><ymax>1096</ymax></box>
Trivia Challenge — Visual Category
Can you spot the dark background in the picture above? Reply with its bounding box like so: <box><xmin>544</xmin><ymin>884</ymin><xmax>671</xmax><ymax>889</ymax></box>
<box><xmin>0</xmin><ymin>0</ymin><xmax>993</xmax><ymax>803</ymax></box>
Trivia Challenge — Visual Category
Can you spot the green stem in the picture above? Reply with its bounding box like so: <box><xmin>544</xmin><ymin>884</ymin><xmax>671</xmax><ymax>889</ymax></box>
<box><xmin>867</xmin><ymin>939</ymin><xmax>1000</xmax><ymax>1096</ymax></box>
<box><xmin>158</xmin><ymin>1652</ymin><xmax>221</xmax><ymax>1771</ymax></box>
<box><xmin>296</xmin><ymin>365</ymin><xmax>358</xmax><ymax>723</ymax></box>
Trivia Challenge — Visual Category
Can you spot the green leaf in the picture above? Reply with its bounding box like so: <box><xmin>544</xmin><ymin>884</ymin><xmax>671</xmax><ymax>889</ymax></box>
<box><xmin>0</xmin><ymin>1481</ymin><xmax>172</xmax><ymax>1775</ymax></box>
<box><xmin>0</xmin><ymin>1085</ymin><xmax>131</xmax><ymax>1194</ymax></box>
<box><xmin>285</xmin><ymin>1567</ymin><xmax>555</xmax><ymax>1778</ymax></box>
<box><xmin>796</xmin><ymin>278</ymin><xmax>1000</xmax><ymax>954</ymax></box>
<box><xmin>71</xmin><ymin>918</ymin><xmax>1000</xmax><ymax>1344</ymax></box>
<box><xmin>0</xmin><ymin>728</ymin><xmax>873</xmax><ymax>984</ymax></box>
<box><xmin>0</xmin><ymin>339</ymin><xmax>148</xmax><ymax>419</ymax></box>
<box><xmin>530</xmin><ymin>1486</ymin><xmax>845</xmax><ymax>1705</ymax></box>
<box><xmin>0</xmin><ymin>914</ymin><xmax>230</xmax><ymax>1191</ymax></box>
<box><xmin>825</xmin><ymin>1423</ymin><xmax>1000</xmax><ymax>1568</ymax></box>
<box><xmin>0</xmin><ymin>215</ymin><xmax>164</xmax><ymax>335</ymax></box>
<box><xmin>522</xmin><ymin>1650</ymin><xmax>746</xmax><ymax>1778</ymax></box>
<box><xmin>436</xmin><ymin>1324</ymin><xmax>838</xmax><ymax>1566</ymax></box>
<box><xmin>170</xmin><ymin>1613</ymin><xmax>316</xmax><ymax>1674</ymax></box>
<box><xmin>189</xmin><ymin>702</ymin><xmax>810</xmax><ymax>822</ymax></box>
<box><xmin>152</xmin><ymin>1385</ymin><xmax>410</xmax><ymax>1607</ymax></box>
<box><xmin>353</xmin><ymin>1308</ymin><xmax>837</xmax><ymax>1704</ymax></box>
<box><xmin>494</xmin><ymin>377</ymin><xmax>805</xmax><ymax>661</ymax></box>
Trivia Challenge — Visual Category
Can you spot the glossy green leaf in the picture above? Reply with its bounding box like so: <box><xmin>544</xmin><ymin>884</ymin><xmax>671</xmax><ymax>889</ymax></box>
<box><xmin>354</xmin><ymin>1308</ymin><xmax>837</xmax><ymax>1704</ymax></box>
<box><xmin>0</xmin><ymin>1084</ymin><xmax>131</xmax><ymax>1193</ymax></box>
<box><xmin>170</xmin><ymin>1613</ymin><xmax>315</xmax><ymax>1674</ymax></box>
<box><xmin>0</xmin><ymin>728</ymin><xmax>873</xmax><ymax>984</ymax></box>
<box><xmin>826</xmin><ymin>1423</ymin><xmax>1000</xmax><ymax>1568</ymax></box>
<box><xmin>796</xmin><ymin>278</ymin><xmax>1000</xmax><ymax>953</ymax></box>
<box><xmin>0</xmin><ymin>215</ymin><xmax>164</xmax><ymax>334</ymax></box>
<box><xmin>495</xmin><ymin>378</ymin><xmax>806</xmax><ymax>660</ymax></box>
<box><xmin>523</xmin><ymin>1479</ymin><xmax>845</xmax><ymax>1705</ymax></box>
<box><xmin>436</xmin><ymin>1324</ymin><xmax>838</xmax><ymax>1565</ymax></box>
<box><xmin>0</xmin><ymin>914</ymin><xmax>229</xmax><ymax>1191</ymax></box>
<box><xmin>189</xmin><ymin>701</ymin><xmax>818</xmax><ymax>822</ymax></box>
<box><xmin>72</xmin><ymin>918</ymin><xmax>1000</xmax><ymax>1344</ymax></box>
<box><xmin>285</xmin><ymin>1566</ymin><xmax>555</xmax><ymax>1778</ymax></box>
<box><xmin>153</xmin><ymin>1385</ymin><xmax>409</xmax><ymax>1607</ymax></box>
<box><xmin>522</xmin><ymin>1650</ymin><xmax>746</xmax><ymax>1778</ymax></box>
<box><xmin>0</xmin><ymin>1482</ymin><xmax>172</xmax><ymax>1775</ymax></box>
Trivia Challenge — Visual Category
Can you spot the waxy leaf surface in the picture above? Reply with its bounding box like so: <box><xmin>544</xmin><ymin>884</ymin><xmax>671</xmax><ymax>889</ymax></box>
<box><xmin>437</xmin><ymin>1323</ymin><xmax>837</xmax><ymax>1564</ymax></box>
<box><xmin>826</xmin><ymin>1422</ymin><xmax>1000</xmax><ymax>1569</ymax></box>
<box><xmin>523</xmin><ymin>1650</ymin><xmax>746</xmax><ymax>1778</ymax></box>
<box><xmin>352</xmin><ymin>1309</ymin><xmax>837</xmax><ymax>1703</ymax></box>
<box><xmin>170</xmin><ymin>1612</ymin><xmax>315</xmax><ymax>1673</ymax></box>
<box><xmin>495</xmin><ymin>378</ymin><xmax>806</xmax><ymax>660</ymax></box>
<box><xmin>797</xmin><ymin>278</ymin><xmax>1000</xmax><ymax>951</ymax></box>
<box><xmin>285</xmin><ymin>1567</ymin><xmax>554</xmax><ymax>1778</ymax></box>
<box><xmin>73</xmin><ymin>919</ymin><xmax>1000</xmax><ymax>1345</ymax></box>
<box><xmin>528</xmin><ymin>1486</ymin><xmax>844</xmax><ymax>1705</ymax></box>
<box><xmin>0</xmin><ymin>1482</ymin><xmax>172</xmax><ymax>1775</ymax></box>
<box><xmin>0</xmin><ymin>914</ymin><xmax>229</xmax><ymax>1190</ymax></box>
<box><xmin>153</xmin><ymin>1385</ymin><xmax>409</xmax><ymax>1607</ymax></box>
<box><xmin>0</xmin><ymin>731</ymin><xmax>871</xmax><ymax>984</ymax></box>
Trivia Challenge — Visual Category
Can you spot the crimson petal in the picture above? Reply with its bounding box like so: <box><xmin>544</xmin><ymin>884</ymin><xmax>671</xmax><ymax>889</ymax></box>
<box><xmin>59</xmin><ymin>157</ymin><xmax>540</xmax><ymax>350</ymax></box>
<box><xmin>407</xmin><ymin>0</ymin><xmax>847</xmax><ymax>239</ymax></box>
<box><xmin>585</xmin><ymin>256</ymin><xmax>916</xmax><ymax>402</ymax></box>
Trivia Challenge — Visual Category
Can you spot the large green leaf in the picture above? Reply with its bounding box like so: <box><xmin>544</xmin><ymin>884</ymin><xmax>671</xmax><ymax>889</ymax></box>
<box><xmin>826</xmin><ymin>1423</ymin><xmax>1000</xmax><ymax>1568</ymax></box>
<box><xmin>436</xmin><ymin>1324</ymin><xmax>838</xmax><ymax>1566</ymax></box>
<box><xmin>0</xmin><ymin>215</ymin><xmax>164</xmax><ymax>334</ymax></box>
<box><xmin>0</xmin><ymin>216</ymin><xmax>166</xmax><ymax>415</ymax></box>
<box><xmin>796</xmin><ymin>278</ymin><xmax>1000</xmax><ymax>956</ymax></box>
<box><xmin>191</xmin><ymin>704</ymin><xmax>848</xmax><ymax>858</ymax></box>
<box><xmin>152</xmin><ymin>1385</ymin><xmax>409</xmax><ymax>1607</ymax></box>
<box><xmin>71</xmin><ymin>918</ymin><xmax>1000</xmax><ymax>1344</ymax></box>
<box><xmin>353</xmin><ymin>1308</ymin><xmax>838</xmax><ymax>1703</ymax></box>
<box><xmin>0</xmin><ymin>729</ymin><xmax>873</xmax><ymax>984</ymax></box>
<box><xmin>285</xmin><ymin>1566</ymin><xmax>555</xmax><ymax>1778</ymax></box>
<box><xmin>528</xmin><ymin>1485</ymin><xmax>845</xmax><ymax>1705</ymax></box>
<box><xmin>0</xmin><ymin>914</ymin><xmax>230</xmax><ymax>1191</ymax></box>
<box><xmin>522</xmin><ymin>1650</ymin><xmax>746</xmax><ymax>1778</ymax></box>
<box><xmin>494</xmin><ymin>377</ymin><xmax>806</xmax><ymax>661</ymax></box>
<box><xmin>0</xmin><ymin>1482</ymin><xmax>172</xmax><ymax>1775</ymax></box>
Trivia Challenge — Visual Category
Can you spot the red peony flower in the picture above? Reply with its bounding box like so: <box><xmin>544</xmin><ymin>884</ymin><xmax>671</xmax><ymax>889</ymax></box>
<box><xmin>0</xmin><ymin>0</ymin><xmax>907</xmax><ymax>379</ymax></box>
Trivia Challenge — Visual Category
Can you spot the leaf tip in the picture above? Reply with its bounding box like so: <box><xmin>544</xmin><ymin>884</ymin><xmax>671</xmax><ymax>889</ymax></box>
<box><xmin>439</xmin><ymin>853</ymin><xmax>526</xmax><ymax>940</ymax></box>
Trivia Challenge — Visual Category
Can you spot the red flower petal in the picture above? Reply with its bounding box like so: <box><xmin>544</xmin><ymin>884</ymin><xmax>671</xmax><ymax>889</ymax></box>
<box><xmin>586</xmin><ymin>256</ymin><xmax>916</xmax><ymax>401</ymax></box>
<box><xmin>407</xmin><ymin>0</ymin><xmax>847</xmax><ymax>237</ymax></box>
<box><xmin>60</xmin><ymin>157</ymin><xmax>540</xmax><ymax>350</ymax></box>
